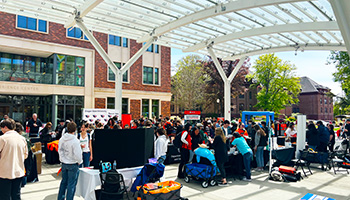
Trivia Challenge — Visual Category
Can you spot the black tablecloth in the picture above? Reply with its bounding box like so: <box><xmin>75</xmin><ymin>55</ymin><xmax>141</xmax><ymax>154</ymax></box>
<box><xmin>164</xmin><ymin>144</ymin><xmax>181</xmax><ymax>165</ymax></box>
<box><xmin>24</xmin><ymin>151</ymin><xmax>39</xmax><ymax>183</ymax></box>
<box><xmin>225</xmin><ymin>153</ymin><xmax>244</xmax><ymax>177</ymax></box>
<box><xmin>272</xmin><ymin>147</ymin><xmax>295</xmax><ymax>166</ymax></box>
<box><xmin>45</xmin><ymin>148</ymin><xmax>60</xmax><ymax>164</ymax></box>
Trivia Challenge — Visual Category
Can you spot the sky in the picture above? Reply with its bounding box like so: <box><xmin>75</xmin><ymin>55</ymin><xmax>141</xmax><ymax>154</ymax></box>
<box><xmin>171</xmin><ymin>48</ymin><xmax>342</xmax><ymax>97</ymax></box>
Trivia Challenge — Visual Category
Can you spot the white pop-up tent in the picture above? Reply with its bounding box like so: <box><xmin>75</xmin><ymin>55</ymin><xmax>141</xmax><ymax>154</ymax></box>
<box><xmin>1</xmin><ymin>0</ymin><xmax>350</xmax><ymax>122</ymax></box>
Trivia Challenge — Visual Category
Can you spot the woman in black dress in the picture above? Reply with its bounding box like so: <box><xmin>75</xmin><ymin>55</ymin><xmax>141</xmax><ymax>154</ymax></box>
<box><xmin>212</xmin><ymin>127</ymin><xmax>229</xmax><ymax>186</ymax></box>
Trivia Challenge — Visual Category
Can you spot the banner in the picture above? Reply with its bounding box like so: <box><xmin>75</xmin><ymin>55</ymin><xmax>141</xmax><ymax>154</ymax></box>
<box><xmin>82</xmin><ymin>109</ymin><xmax>120</xmax><ymax>124</ymax></box>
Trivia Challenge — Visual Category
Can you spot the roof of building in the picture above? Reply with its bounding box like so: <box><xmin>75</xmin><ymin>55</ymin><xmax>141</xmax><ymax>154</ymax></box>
<box><xmin>300</xmin><ymin>76</ymin><xmax>330</xmax><ymax>93</ymax></box>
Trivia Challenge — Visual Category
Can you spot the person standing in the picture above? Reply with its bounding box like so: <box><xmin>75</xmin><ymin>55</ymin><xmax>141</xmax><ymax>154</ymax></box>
<box><xmin>221</xmin><ymin>120</ymin><xmax>232</xmax><ymax>136</ymax></box>
<box><xmin>285</xmin><ymin>123</ymin><xmax>297</xmax><ymax>138</ymax></box>
<box><xmin>177</xmin><ymin>123</ymin><xmax>192</xmax><ymax>178</ymax></box>
<box><xmin>306</xmin><ymin>122</ymin><xmax>319</xmax><ymax>151</ymax></box>
<box><xmin>327</xmin><ymin>124</ymin><xmax>335</xmax><ymax>152</ymax></box>
<box><xmin>232</xmin><ymin>132</ymin><xmax>253</xmax><ymax>181</ymax></box>
<box><xmin>154</xmin><ymin>128</ymin><xmax>168</xmax><ymax>165</ymax></box>
<box><xmin>254</xmin><ymin>125</ymin><xmax>267</xmax><ymax>171</ymax></box>
<box><xmin>0</xmin><ymin>118</ymin><xmax>28</xmax><ymax>200</ymax></box>
<box><xmin>57</xmin><ymin>122</ymin><xmax>83</xmax><ymax>200</ymax></box>
<box><xmin>55</xmin><ymin>120</ymin><xmax>65</xmax><ymax>140</ymax></box>
<box><xmin>316</xmin><ymin>121</ymin><xmax>330</xmax><ymax>152</ymax></box>
<box><xmin>27</xmin><ymin>113</ymin><xmax>43</xmax><ymax>137</ymax></box>
<box><xmin>212</xmin><ymin>128</ymin><xmax>229</xmax><ymax>186</ymax></box>
<box><xmin>78</xmin><ymin>122</ymin><xmax>92</xmax><ymax>168</ymax></box>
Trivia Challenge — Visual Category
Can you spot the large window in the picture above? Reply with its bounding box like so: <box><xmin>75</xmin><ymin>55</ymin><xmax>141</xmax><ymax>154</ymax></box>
<box><xmin>56</xmin><ymin>95</ymin><xmax>84</xmax><ymax>125</ymax></box>
<box><xmin>17</xmin><ymin>15</ymin><xmax>47</xmax><ymax>33</ymax></box>
<box><xmin>107</xmin><ymin>97</ymin><xmax>129</xmax><ymax>114</ymax></box>
<box><xmin>152</xmin><ymin>100</ymin><xmax>159</xmax><ymax>118</ymax></box>
<box><xmin>142</xmin><ymin>99</ymin><xmax>150</xmax><ymax>117</ymax></box>
<box><xmin>143</xmin><ymin>66</ymin><xmax>159</xmax><ymax>85</ymax></box>
<box><xmin>109</xmin><ymin>35</ymin><xmax>128</xmax><ymax>47</ymax></box>
<box><xmin>67</xmin><ymin>27</ymin><xmax>88</xmax><ymax>40</ymax></box>
<box><xmin>239</xmin><ymin>94</ymin><xmax>245</xmax><ymax>99</ymax></box>
<box><xmin>56</xmin><ymin>54</ymin><xmax>85</xmax><ymax>86</ymax></box>
<box><xmin>0</xmin><ymin>52</ymin><xmax>52</xmax><ymax>84</ymax></box>
<box><xmin>239</xmin><ymin>103</ymin><xmax>244</xmax><ymax>111</ymax></box>
<box><xmin>108</xmin><ymin>62</ymin><xmax>128</xmax><ymax>82</ymax></box>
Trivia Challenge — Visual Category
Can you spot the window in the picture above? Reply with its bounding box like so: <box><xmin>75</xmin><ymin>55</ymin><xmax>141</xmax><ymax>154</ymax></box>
<box><xmin>0</xmin><ymin>52</ymin><xmax>52</xmax><ymax>84</ymax></box>
<box><xmin>143</xmin><ymin>66</ymin><xmax>160</xmax><ymax>85</ymax></box>
<box><xmin>320</xmin><ymin>107</ymin><xmax>322</xmax><ymax>113</ymax></box>
<box><xmin>325</xmin><ymin>107</ymin><xmax>327</xmax><ymax>113</ymax></box>
<box><xmin>320</xmin><ymin>99</ymin><xmax>322</xmax><ymax>104</ymax></box>
<box><xmin>56</xmin><ymin>54</ymin><xmax>85</xmax><ymax>86</ymax></box>
<box><xmin>324</xmin><ymin>99</ymin><xmax>327</xmax><ymax>104</ymax></box>
<box><xmin>152</xmin><ymin>100</ymin><xmax>159</xmax><ymax>118</ymax></box>
<box><xmin>122</xmin><ymin>38</ymin><xmax>128</xmax><ymax>47</ymax></box>
<box><xmin>249</xmin><ymin>91</ymin><xmax>252</xmax><ymax>99</ymax></box>
<box><xmin>239</xmin><ymin>94</ymin><xmax>245</xmax><ymax>99</ymax></box>
<box><xmin>239</xmin><ymin>103</ymin><xmax>244</xmax><ymax>111</ymax></box>
<box><xmin>17</xmin><ymin>15</ymin><xmax>47</xmax><ymax>33</ymax></box>
<box><xmin>142</xmin><ymin>99</ymin><xmax>150</xmax><ymax>117</ymax></box>
<box><xmin>108</xmin><ymin>62</ymin><xmax>128</xmax><ymax>82</ymax></box>
<box><xmin>145</xmin><ymin>44</ymin><xmax>160</xmax><ymax>53</ymax></box>
<box><xmin>107</xmin><ymin>97</ymin><xmax>128</xmax><ymax>114</ymax></box>
<box><xmin>67</xmin><ymin>27</ymin><xmax>88</xmax><ymax>40</ymax></box>
<box><xmin>109</xmin><ymin>35</ymin><xmax>121</xmax><ymax>46</ymax></box>
<box><xmin>249</xmin><ymin>104</ymin><xmax>252</xmax><ymax>110</ymax></box>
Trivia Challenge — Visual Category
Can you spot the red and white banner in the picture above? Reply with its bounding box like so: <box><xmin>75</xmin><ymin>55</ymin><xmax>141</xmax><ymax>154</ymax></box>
<box><xmin>82</xmin><ymin>109</ymin><xmax>120</xmax><ymax>125</ymax></box>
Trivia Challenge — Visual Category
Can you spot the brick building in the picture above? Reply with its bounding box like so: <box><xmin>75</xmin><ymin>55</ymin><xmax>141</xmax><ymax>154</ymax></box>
<box><xmin>0</xmin><ymin>12</ymin><xmax>171</xmax><ymax>126</ymax></box>
<box><xmin>280</xmin><ymin>76</ymin><xmax>334</xmax><ymax>120</ymax></box>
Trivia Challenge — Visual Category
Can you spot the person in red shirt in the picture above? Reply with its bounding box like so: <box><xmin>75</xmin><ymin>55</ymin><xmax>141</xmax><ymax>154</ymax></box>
<box><xmin>177</xmin><ymin>123</ymin><xmax>192</xmax><ymax>178</ymax></box>
<box><xmin>236</xmin><ymin>123</ymin><xmax>248</xmax><ymax>137</ymax></box>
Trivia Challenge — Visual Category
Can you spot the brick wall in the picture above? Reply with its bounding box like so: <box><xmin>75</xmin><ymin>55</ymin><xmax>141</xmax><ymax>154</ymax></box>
<box><xmin>95</xmin><ymin>98</ymin><xmax>106</xmax><ymax>109</ymax></box>
<box><xmin>298</xmin><ymin>92</ymin><xmax>333</xmax><ymax>120</ymax></box>
<box><xmin>130</xmin><ymin>99</ymin><xmax>141</xmax><ymax>119</ymax></box>
<box><xmin>161</xmin><ymin>101</ymin><xmax>170</xmax><ymax>117</ymax></box>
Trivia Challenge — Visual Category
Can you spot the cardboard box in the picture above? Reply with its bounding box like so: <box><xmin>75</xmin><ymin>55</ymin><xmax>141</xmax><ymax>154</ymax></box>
<box><xmin>33</xmin><ymin>142</ymin><xmax>42</xmax><ymax>153</ymax></box>
<box><xmin>35</xmin><ymin>152</ymin><xmax>42</xmax><ymax>174</ymax></box>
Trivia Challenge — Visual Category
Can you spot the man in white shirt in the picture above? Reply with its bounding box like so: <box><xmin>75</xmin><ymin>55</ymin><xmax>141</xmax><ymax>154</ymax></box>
<box><xmin>57</xmin><ymin>122</ymin><xmax>82</xmax><ymax>200</ymax></box>
<box><xmin>0</xmin><ymin>119</ymin><xmax>28</xmax><ymax>200</ymax></box>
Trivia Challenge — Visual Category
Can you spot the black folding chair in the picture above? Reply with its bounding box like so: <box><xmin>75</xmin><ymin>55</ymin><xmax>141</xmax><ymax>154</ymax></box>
<box><xmin>291</xmin><ymin>150</ymin><xmax>312</xmax><ymax>177</ymax></box>
<box><xmin>98</xmin><ymin>169</ymin><xmax>130</xmax><ymax>200</ymax></box>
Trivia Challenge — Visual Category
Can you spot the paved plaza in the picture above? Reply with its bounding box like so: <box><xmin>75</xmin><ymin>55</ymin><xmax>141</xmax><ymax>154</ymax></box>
<box><xmin>22</xmin><ymin>160</ymin><xmax>350</xmax><ymax>200</ymax></box>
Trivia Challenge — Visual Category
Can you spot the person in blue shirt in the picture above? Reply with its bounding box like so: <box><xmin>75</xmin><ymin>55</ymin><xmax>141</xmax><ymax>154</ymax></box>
<box><xmin>231</xmin><ymin>132</ymin><xmax>253</xmax><ymax>181</ymax></box>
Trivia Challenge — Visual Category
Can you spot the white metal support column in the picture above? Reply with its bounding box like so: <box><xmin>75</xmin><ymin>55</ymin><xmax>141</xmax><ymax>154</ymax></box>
<box><xmin>75</xmin><ymin>18</ymin><xmax>155</xmax><ymax>115</ymax></box>
<box><xmin>207</xmin><ymin>46</ymin><xmax>247</xmax><ymax>122</ymax></box>
<box><xmin>330</xmin><ymin>0</ymin><xmax>350</xmax><ymax>53</ymax></box>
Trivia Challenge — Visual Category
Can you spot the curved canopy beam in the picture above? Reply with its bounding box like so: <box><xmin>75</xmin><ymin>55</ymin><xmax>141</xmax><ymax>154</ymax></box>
<box><xmin>330</xmin><ymin>0</ymin><xmax>350</xmax><ymax>52</ymax></box>
<box><xmin>184</xmin><ymin>21</ymin><xmax>340</xmax><ymax>52</ymax></box>
<box><xmin>222</xmin><ymin>44</ymin><xmax>346</xmax><ymax>60</ymax></box>
<box><xmin>137</xmin><ymin>0</ymin><xmax>305</xmax><ymax>43</ymax></box>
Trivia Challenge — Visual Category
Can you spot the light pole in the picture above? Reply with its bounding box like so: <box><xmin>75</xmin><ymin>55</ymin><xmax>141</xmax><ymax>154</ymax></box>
<box><xmin>217</xmin><ymin>99</ymin><xmax>220</xmax><ymax>117</ymax></box>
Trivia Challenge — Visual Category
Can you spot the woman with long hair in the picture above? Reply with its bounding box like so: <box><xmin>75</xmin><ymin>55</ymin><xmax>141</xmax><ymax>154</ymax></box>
<box><xmin>306</xmin><ymin>121</ymin><xmax>319</xmax><ymax>150</ymax></box>
<box><xmin>254</xmin><ymin>124</ymin><xmax>267</xmax><ymax>171</ymax></box>
<box><xmin>212</xmin><ymin>128</ymin><xmax>229</xmax><ymax>186</ymax></box>
<box><xmin>79</xmin><ymin>122</ymin><xmax>92</xmax><ymax>167</ymax></box>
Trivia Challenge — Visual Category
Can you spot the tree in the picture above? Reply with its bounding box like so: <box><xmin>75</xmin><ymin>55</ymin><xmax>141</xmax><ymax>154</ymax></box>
<box><xmin>202</xmin><ymin>57</ymin><xmax>250</xmax><ymax>112</ymax></box>
<box><xmin>248</xmin><ymin>54</ymin><xmax>301</xmax><ymax>112</ymax></box>
<box><xmin>328</xmin><ymin>51</ymin><xmax>350</xmax><ymax>115</ymax></box>
<box><xmin>171</xmin><ymin>55</ymin><xmax>210</xmax><ymax>110</ymax></box>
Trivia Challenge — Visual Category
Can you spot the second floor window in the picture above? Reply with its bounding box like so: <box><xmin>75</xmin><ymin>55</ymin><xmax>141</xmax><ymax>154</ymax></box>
<box><xmin>109</xmin><ymin>35</ymin><xmax>128</xmax><ymax>47</ymax></box>
<box><xmin>145</xmin><ymin>44</ymin><xmax>160</xmax><ymax>53</ymax></box>
<box><xmin>143</xmin><ymin>66</ymin><xmax>159</xmax><ymax>85</ymax></box>
<box><xmin>17</xmin><ymin>15</ymin><xmax>47</xmax><ymax>33</ymax></box>
<box><xmin>108</xmin><ymin>62</ymin><xmax>128</xmax><ymax>82</ymax></box>
<box><xmin>67</xmin><ymin>27</ymin><xmax>88</xmax><ymax>40</ymax></box>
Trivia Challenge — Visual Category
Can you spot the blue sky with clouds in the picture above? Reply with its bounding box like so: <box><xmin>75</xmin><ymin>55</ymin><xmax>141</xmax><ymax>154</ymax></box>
<box><xmin>171</xmin><ymin>48</ymin><xmax>342</xmax><ymax>96</ymax></box>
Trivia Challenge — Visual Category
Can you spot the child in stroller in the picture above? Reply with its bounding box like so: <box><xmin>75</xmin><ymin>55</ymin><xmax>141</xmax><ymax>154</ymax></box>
<box><xmin>184</xmin><ymin>144</ymin><xmax>218</xmax><ymax>188</ymax></box>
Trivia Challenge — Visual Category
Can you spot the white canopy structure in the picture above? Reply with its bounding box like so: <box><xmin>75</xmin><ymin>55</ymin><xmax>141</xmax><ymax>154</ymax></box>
<box><xmin>1</xmin><ymin>0</ymin><xmax>350</xmax><ymax>121</ymax></box>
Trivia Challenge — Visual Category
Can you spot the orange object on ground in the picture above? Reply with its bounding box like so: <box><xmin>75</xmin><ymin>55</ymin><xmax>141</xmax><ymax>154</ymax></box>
<box><xmin>47</xmin><ymin>140</ymin><xmax>59</xmax><ymax>152</ymax></box>
<box><xmin>279</xmin><ymin>165</ymin><xmax>296</xmax><ymax>175</ymax></box>
<box><xmin>137</xmin><ymin>181</ymin><xmax>181</xmax><ymax>194</ymax></box>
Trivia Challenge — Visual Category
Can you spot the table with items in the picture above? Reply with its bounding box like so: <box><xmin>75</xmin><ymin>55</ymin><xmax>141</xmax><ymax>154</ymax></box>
<box><xmin>76</xmin><ymin>166</ymin><xmax>142</xmax><ymax>200</ymax></box>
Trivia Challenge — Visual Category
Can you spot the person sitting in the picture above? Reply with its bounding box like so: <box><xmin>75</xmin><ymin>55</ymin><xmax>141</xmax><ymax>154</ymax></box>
<box><xmin>231</xmin><ymin>132</ymin><xmax>253</xmax><ymax>182</ymax></box>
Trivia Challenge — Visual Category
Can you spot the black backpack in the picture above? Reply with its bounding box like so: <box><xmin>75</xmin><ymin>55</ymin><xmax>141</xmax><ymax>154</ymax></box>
<box><xmin>173</xmin><ymin>132</ymin><xmax>183</xmax><ymax>148</ymax></box>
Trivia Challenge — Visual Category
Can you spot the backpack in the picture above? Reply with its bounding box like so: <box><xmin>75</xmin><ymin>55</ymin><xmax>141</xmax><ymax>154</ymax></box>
<box><xmin>173</xmin><ymin>132</ymin><xmax>183</xmax><ymax>148</ymax></box>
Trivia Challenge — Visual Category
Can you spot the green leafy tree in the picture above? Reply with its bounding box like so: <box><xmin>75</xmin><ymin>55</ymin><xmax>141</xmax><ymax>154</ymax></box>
<box><xmin>248</xmin><ymin>54</ymin><xmax>301</xmax><ymax>112</ymax></box>
<box><xmin>171</xmin><ymin>55</ymin><xmax>210</xmax><ymax>110</ymax></box>
<box><xmin>328</xmin><ymin>51</ymin><xmax>350</xmax><ymax>115</ymax></box>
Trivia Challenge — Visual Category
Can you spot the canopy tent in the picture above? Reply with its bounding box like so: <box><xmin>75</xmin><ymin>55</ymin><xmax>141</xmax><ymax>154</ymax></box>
<box><xmin>1</xmin><ymin>0</ymin><xmax>350</xmax><ymax>121</ymax></box>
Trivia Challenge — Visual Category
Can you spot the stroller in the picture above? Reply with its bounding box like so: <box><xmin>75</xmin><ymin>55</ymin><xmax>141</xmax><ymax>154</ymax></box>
<box><xmin>131</xmin><ymin>163</ymin><xmax>165</xmax><ymax>193</ymax></box>
<box><xmin>184</xmin><ymin>149</ymin><xmax>218</xmax><ymax>188</ymax></box>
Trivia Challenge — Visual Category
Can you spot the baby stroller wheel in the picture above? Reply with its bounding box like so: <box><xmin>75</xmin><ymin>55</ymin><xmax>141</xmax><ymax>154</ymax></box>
<box><xmin>209</xmin><ymin>179</ymin><xmax>216</xmax><ymax>186</ymax></box>
<box><xmin>201</xmin><ymin>181</ymin><xmax>209</xmax><ymax>188</ymax></box>
<box><xmin>184</xmin><ymin>176</ymin><xmax>190</xmax><ymax>183</ymax></box>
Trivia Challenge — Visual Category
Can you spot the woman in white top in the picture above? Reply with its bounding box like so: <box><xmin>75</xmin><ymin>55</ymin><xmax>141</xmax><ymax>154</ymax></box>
<box><xmin>285</xmin><ymin>123</ymin><xmax>297</xmax><ymax>138</ymax></box>
<box><xmin>154</xmin><ymin>128</ymin><xmax>168</xmax><ymax>164</ymax></box>
<box><xmin>78</xmin><ymin>122</ymin><xmax>92</xmax><ymax>167</ymax></box>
